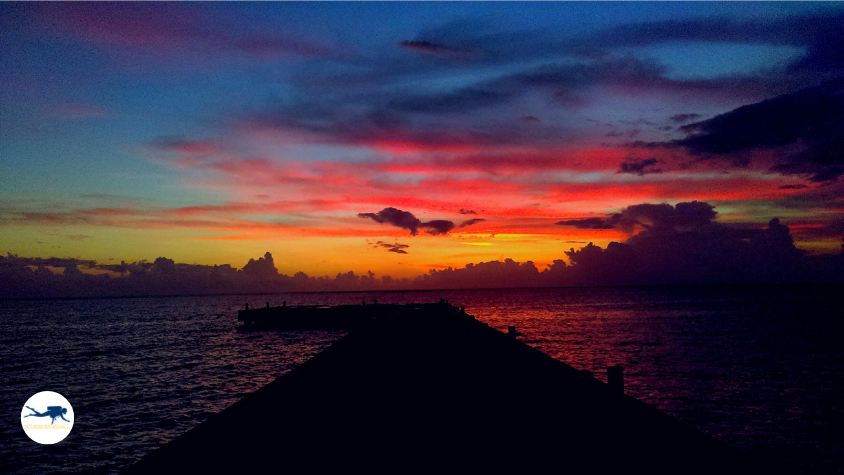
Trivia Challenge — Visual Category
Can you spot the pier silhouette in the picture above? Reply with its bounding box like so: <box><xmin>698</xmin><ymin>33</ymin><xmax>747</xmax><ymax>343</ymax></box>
<box><xmin>127</xmin><ymin>303</ymin><xmax>770</xmax><ymax>474</ymax></box>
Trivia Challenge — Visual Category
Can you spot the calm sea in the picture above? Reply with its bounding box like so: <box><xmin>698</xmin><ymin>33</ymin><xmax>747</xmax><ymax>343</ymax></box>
<box><xmin>1</xmin><ymin>285</ymin><xmax>841</xmax><ymax>474</ymax></box>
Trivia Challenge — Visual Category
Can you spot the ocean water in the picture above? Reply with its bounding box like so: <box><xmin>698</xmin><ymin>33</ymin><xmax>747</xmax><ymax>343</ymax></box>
<box><xmin>1</xmin><ymin>285</ymin><xmax>841</xmax><ymax>474</ymax></box>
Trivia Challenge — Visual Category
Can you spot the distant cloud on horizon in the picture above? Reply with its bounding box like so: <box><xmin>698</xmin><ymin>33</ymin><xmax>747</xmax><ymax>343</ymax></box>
<box><xmin>3</xmin><ymin>201</ymin><xmax>842</xmax><ymax>298</ymax></box>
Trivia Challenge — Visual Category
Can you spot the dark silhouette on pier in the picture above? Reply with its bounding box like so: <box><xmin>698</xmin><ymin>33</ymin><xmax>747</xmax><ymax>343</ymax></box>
<box><xmin>127</xmin><ymin>303</ymin><xmax>772</xmax><ymax>474</ymax></box>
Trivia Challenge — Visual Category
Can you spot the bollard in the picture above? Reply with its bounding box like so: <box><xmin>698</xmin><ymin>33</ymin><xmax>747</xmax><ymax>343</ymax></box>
<box><xmin>283</xmin><ymin>301</ymin><xmax>287</xmax><ymax>307</ymax></box>
<box><xmin>607</xmin><ymin>365</ymin><xmax>624</xmax><ymax>394</ymax></box>
<box><xmin>266</xmin><ymin>302</ymin><xmax>270</xmax><ymax>308</ymax></box>
<box><xmin>245</xmin><ymin>303</ymin><xmax>249</xmax><ymax>310</ymax></box>
<box><xmin>508</xmin><ymin>326</ymin><xmax>517</xmax><ymax>339</ymax></box>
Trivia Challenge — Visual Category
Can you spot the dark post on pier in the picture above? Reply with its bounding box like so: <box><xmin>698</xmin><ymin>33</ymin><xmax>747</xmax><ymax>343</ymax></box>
<box><xmin>608</xmin><ymin>365</ymin><xmax>624</xmax><ymax>394</ymax></box>
<box><xmin>128</xmin><ymin>302</ymin><xmax>766</xmax><ymax>474</ymax></box>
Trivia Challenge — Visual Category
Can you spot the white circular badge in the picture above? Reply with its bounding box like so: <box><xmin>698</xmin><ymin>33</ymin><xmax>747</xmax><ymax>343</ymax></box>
<box><xmin>21</xmin><ymin>391</ymin><xmax>74</xmax><ymax>445</ymax></box>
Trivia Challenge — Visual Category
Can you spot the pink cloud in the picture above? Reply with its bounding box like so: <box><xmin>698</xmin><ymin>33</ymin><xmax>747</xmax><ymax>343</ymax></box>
<box><xmin>41</xmin><ymin>3</ymin><xmax>337</xmax><ymax>60</ymax></box>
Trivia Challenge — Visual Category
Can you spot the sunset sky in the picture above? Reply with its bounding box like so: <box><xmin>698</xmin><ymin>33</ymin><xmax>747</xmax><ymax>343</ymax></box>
<box><xmin>2</xmin><ymin>2</ymin><xmax>843</xmax><ymax>279</ymax></box>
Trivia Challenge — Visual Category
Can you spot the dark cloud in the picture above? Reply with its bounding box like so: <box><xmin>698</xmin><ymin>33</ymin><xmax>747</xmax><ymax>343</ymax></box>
<box><xmin>774</xmin><ymin>184</ymin><xmax>844</xmax><ymax>211</ymax></box>
<box><xmin>371</xmin><ymin>241</ymin><xmax>410</xmax><ymax>254</ymax></box>
<box><xmin>413</xmin><ymin>259</ymin><xmax>543</xmax><ymax>290</ymax></box>
<box><xmin>260</xmin><ymin>49</ymin><xmax>785</xmax><ymax>154</ymax></box>
<box><xmin>459</xmin><ymin>209</ymin><xmax>477</xmax><ymax>215</ymax></box>
<box><xmin>94</xmin><ymin>262</ymin><xmax>131</xmax><ymax>275</ymax></box>
<box><xmin>587</xmin><ymin>13</ymin><xmax>844</xmax><ymax>51</ymax></box>
<box><xmin>458</xmin><ymin>218</ymin><xmax>486</xmax><ymax>229</ymax></box>
<box><xmin>778</xmin><ymin>184</ymin><xmax>808</xmax><ymax>190</ymax></box>
<box><xmin>557</xmin><ymin>201</ymin><xmax>717</xmax><ymax>233</ymax></box>
<box><xmin>248</xmin><ymin>102</ymin><xmax>521</xmax><ymax>153</ymax></box>
<box><xmin>417</xmin><ymin>211</ymin><xmax>843</xmax><ymax>287</ymax></box>
<box><xmin>358</xmin><ymin>207</ymin><xmax>424</xmax><ymax>235</ymax></box>
<box><xmin>244</xmin><ymin>13</ymin><xmax>844</xmax><ymax>156</ymax></box>
<box><xmin>555</xmin><ymin>217</ymin><xmax>616</xmax><ymax>230</ymax></box>
<box><xmin>242</xmin><ymin>251</ymin><xmax>278</xmax><ymax>278</ymax></box>
<box><xmin>786</xmin><ymin>14</ymin><xmax>844</xmax><ymax>73</ymax></box>
<box><xmin>618</xmin><ymin>158</ymin><xmax>660</xmax><ymax>176</ymax></box>
<box><xmin>357</xmin><ymin>207</ymin><xmax>455</xmax><ymax>236</ymax></box>
<box><xmin>439</xmin><ymin>50</ymin><xmax>788</xmax><ymax>112</ymax></box>
<box><xmin>0</xmin><ymin>254</ymin><xmax>97</xmax><ymax>269</ymax></box>
<box><xmin>677</xmin><ymin>79</ymin><xmax>843</xmax><ymax>149</ymax></box>
<box><xmin>553</xmin><ymin>218</ymin><xmax>787</xmax><ymax>286</ymax></box>
<box><xmin>403</xmin><ymin>12</ymin><xmax>844</xmax><ymax>78</ymax></box>
<box><xmin>797</xmin><ymin>166</ymin><xmax>844</xmax><ymax>183</ymax></box>
<box><xmin>503</xmin><ymin>57</ymin><xmax>665</xmax><ymax>92</ymax></box>
<box><xmin>56</xmin><ymin>7</ymin><xmax>844</xmax><ymax>164</ymax></box>
<box><xmin>291</xmin><ymin>10</ymin><xmax>844</xmax><ymax>121</ymax></box>
<box><xmin>0</xmin><ymin>251</ymin><xmax>413</xmax><ymax>297</ymax></box>
<box><xmin>791</xmin><ymin>219</ymin><xmax>844</xmax><ymax>242</ymax></box>
<box><xmin>490</xmin><ymin>53</ymin><xmax>784</xmax><ymax>115</ymax></box>
<box><xmin>397</xmin><ymin>40</ymin><xmax>474</xmax><ymax>59</ymax></box>
<box><xmin>623</xmin><ymin>201</ymin><xmax>719</xmax><ymax>230</ymax></box>
<box><xmin>671</xmin><ymin>79</ymin><xmax>844</xmax><ymax>181</ymax></box>
<box><xmin>423</xmin><ymin>219</ymin><xmax>456</xmax><ymax>235</ymax></box>
<box><xmin>669</xmin><ymin>113</ymin><xmax>701</xmax><ymax>124</ymax></box>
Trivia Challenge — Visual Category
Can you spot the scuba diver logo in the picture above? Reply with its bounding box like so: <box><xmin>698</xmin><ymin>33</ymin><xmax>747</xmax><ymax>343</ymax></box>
<box><xmin>21</xmin><ymin>391</ymin><xmax>74</xmax><ymax>444</ymax></box>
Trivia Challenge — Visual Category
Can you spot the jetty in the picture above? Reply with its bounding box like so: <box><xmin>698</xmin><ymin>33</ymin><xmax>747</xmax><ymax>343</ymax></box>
<box><xmin>127</xmin><ymin>302</ymin><xmax>767</xmax><ymax>474</ymax></box>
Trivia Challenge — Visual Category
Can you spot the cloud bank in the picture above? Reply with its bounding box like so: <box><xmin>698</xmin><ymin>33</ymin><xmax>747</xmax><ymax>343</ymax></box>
<box><xmin>640</xmin><ymin>79</ymin><xmax>844</xmax><ymax>182</ymax></box>
<box><xmin>3</xmin><ymin>202</ymin><xmax>841</xmax><ymax>298</ymax></box>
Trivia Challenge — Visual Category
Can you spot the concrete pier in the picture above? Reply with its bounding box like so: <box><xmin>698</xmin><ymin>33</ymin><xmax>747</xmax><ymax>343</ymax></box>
<box><xmin>126</xmin><ymin>304</ymin><xmax>766</xmax><ymax>474</ymax></box>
